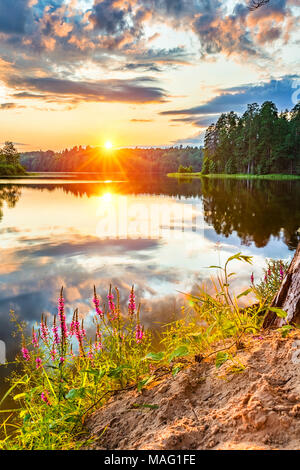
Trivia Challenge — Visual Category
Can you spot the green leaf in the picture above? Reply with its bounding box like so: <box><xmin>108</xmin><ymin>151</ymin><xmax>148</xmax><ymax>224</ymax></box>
<box><xmin>168</xmin><ymin>346</ymin><xmax>189</xmax><ymax>362</ymax></box>
<box><xmin>215</xmin><ymin>352</ymin><xmax>229</xmax><ymax>369</ymax></box>
<box><xmin>207</xmin><ymin>265</ymin><xmax>223</xmax><ymax>270</ymax></box>
<box><xmin>268</xmin><ymin>307</ymin><xmax>287</xmax><ymax>318</ymax></box>
<box><xmin>281</xmin><ymin>325</ymin><xmax>293</xmax><ymax>338</ymax></box>
<box><xmin>237</xmin><ymin>288</ymin><xmax>252</xmax><ymax>299</ymax></box>
<box><xmin>107</xmin><ymin>365</ymin><xmax>131</xmax><ymax>378</ymax></box>
<box><xmin>137</xmin><ymin>376</ymin><xmax>155</xmax><ymax>392</ymax></box>
<box><xmin>172</xmin><ymin>366</ymin><xmax>182</xmax><ymax>377</ymax></box>
<box><xmin>144</xmin><ymin>352</ymin><xmax>164</xmax><ymax>362</ymax></box>
<box><xmin>66</xmin><ymin>387</ymin><xmax>86</xmax><ymax>400</ymax></box>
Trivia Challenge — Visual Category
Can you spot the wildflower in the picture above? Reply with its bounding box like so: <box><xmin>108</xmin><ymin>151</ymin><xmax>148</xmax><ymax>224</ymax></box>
<box><xmin>52</xmin><ymin>316</ymin><xmax>60</xmax><ymax>345</ymax></box>
<box><xmin>250</xmin><ymin>272</ymin><xmax>254</xmax><ymax>284</ymax></box>
<box><xmin>32</xmin><ymin>327</ymin><xmax>39</xmax><ymax>348</ymax></box>
<box><xmin>21</xmin><ymin>347</ymin><xmax>30</xmax><ymax>361</ymax></box>
<box><xmin>94</xmin><ymin>327</ymin><xmax>103</xmax><ymax>351</ymax></box>
<box><xmin>50</xmin><ymin>345</ymin><xmax>56</xmax><ymax>361</ymax></box>
<box><xmin>58</xmin><ymin>288</ymin><xmax>68</xmax><ymax>341</ymax></box>
<box><xmin>280</xmin><ymin>265</ymin><xmax>284</xmax><ymax>281</ymax></box>
<box><xmin>74</xmin><ymin>309</ymin><xmax>85</xmax><ymax>357</ymax></box>
<box><xmin>40</xmin><ymin>314</ymin><xmax>49</xmax><ymax>343</ymax></box>
<box><xmin>93</xmin><ymin>286</ymin><xmax>104</xmax><ymax>318</ymax></box>
<box><xmin>107</xmin><ymin>285</ymin><xmax>116</xmax><ymax>319</ymax></box>
<box><xmin>36</xmin><ymin>357</ymin><xmax>42</xmax><ymax>369</ymax></box>
<box><xmin>41</xmin><ymin>391</ymin><xmax>51</xmax><ymax>406</ymax></box>
<box><xmin>128</xmin><ymin>285</ymin><xmax>136</xmax><ymax>317</ymax></box>
<box><xmin>59</xmin><ymin>357</ymin><xmax>65</xmax><ymax>364</ymax></box>
<box><xmin>135</xmin><ymin>324</ymin><xmax>144</xmax><ymax>344</ymax></box>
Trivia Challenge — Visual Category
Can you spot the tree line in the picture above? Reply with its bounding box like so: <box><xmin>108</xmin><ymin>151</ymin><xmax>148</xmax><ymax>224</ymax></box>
<box><xmin>20</xmin><ymin>146</ymin><xmax>203</xmax><ymax>175</ymax></box>
<box><xmin>202</xmin><ymin>102</ymin><xmax>300</xmax><ymax>175</ymax></box>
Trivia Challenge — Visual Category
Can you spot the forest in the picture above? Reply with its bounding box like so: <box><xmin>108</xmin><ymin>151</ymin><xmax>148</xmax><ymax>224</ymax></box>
<box><xmin>20</xmin><ymin>146</ymin><xmax>203</xmax><ymax>175</ymax></box>
<box><xmin>202</xmin><ymin>102</ymin><xmax>300</xmax><ymax>175</ymax></box>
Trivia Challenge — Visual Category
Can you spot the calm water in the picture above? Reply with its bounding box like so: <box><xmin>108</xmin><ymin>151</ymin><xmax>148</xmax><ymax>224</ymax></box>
<box><xmin>0</xmin><ymin>175</ymin><xmax>299</xmax><ymax>371</ymax></box>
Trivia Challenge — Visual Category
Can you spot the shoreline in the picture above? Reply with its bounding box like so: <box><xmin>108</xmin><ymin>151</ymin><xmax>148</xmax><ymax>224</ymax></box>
<box><xmin>167</xmin><ymin>172</ymin><xmax>300</xmax><ymax>180</ymax></box>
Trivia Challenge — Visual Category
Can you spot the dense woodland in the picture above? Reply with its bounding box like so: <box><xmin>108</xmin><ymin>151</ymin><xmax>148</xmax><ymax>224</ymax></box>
<box><xmin>20</xmin><ymin>147</ymin><xmax>203</xmax><ymax>174</ymax></box>
<box><xmin>202</xmin><ymin>102</ymin><xmax>300</xmax><ymax>175</ymax></box>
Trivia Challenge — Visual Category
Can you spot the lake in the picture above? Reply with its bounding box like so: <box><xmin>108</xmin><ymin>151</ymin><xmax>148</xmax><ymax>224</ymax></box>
<box><xmin>0</xmin><ymin>174</ymin><xmax>299</xmax><ymax>369</ymax></box>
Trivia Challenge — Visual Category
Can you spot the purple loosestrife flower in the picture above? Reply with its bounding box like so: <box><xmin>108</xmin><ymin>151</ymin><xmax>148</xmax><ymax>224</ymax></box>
<box><xmin>58</xmin><ymin>288</ymin><xmax>68</xmax><ymax>341</ymax></box>
<box><xmin>21</xmin><ymin>347</ymin><xmax>30</xmax><ymax>361</ymax></box>
<box><xmin>250</xmin><ymin>273</ymin><xmax>254</xmax><ymax>284</ymax></box>
<box><xmin>135</xmin><ymin>324</ymin><xmax>144</xmax><ymax>344</ymax></box>
<box><xmin>94</xmin><ymin>327</ymin><xmax>103</xmax><ymax>351</ymax></box>
<box><xmin>74</xmin><ymin>309</ymin><xmax>85</xmax><ymax>357</ymax></box>
<box><xmin>107</xmin><ymin>285</ymin><xmax>116</xmax><ymax>320</ymax></box>
<box><xmin>128</xmin><ymin>286</ymin><xmax>136</xmax><ymax>317</ymax></box>
<box><xmin>280</xmin><ymin>265</ymin><xmax>284</xmax><ymax>281</ymax></box>
<box><xmin>41</xmin><ymin>391</ymin><xmax>51</xmax><ymax>406</ymax></box>
<box><xmin>50</xmin><ymin>346</ymin><xmax>57</xmax><ymax>361</ymax></box>
<box><xmin>32</xmin><ymin>327</ymin><xmax>39</xmax><ymax>348</ymax></box>
<box><xmin>36</xmin><ymin>357</ymin><xmax>42</xmax><ymax>369</ymax></box>
<box><xmin>40</xmin><ymin>314</ymin><xmax>49</xmax><ymax>343</ymax></box>
<box><xmin>52</xmin><ymin>316</ymin><xmax>60</xmax><ymax>345</ymax></box>
<box><xmin>93</xmin><ymin>286</ymin><xmax>104</xmax><ymax>318</ymax></box>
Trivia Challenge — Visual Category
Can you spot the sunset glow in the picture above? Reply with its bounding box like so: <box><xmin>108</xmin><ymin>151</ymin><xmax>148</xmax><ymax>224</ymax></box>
<box><xmin>104</xmin><ymin>141</ymin><xmax>113</xmax><ymax>150</ymax></box>
<box><xmin>0</xmin><ymin>1</ymin><xmax>298</xmax><ymax>151</ymax></box>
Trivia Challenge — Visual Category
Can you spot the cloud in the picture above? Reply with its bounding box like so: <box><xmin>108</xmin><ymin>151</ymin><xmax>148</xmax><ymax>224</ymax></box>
<box><xmin>0</xmin><ymin>0</ymin><xmax>31</xmax><ymax>34</ymax></box>
<box><xmin>6</xmin><ymin>75</ymin><xmax>167</xmax><ymax>104</ymax></box>
<box><xmin>131</xmin><ymin>118</ymin><xmax>153</xmax><ymax>122</ymax></box>
<box><xmin>161</xmin><ymin>75</ymin><xmax>299</xmax><ymax>118</ymax></box>
<box><xmin>0</xmin><ymin>0</ymin><xmax>297</xmax><ymax>114</ymax></box>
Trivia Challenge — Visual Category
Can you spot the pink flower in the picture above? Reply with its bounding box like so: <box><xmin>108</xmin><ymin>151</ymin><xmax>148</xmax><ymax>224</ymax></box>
<box><xmin>128</xmin><ymin>286</ymin><xmax>136</xmax><ymax>317</ymax></box>
<box><xmin>36</xmin><ymin>357</ymin><xmax>42</xmax><ymax>369</ymax></box>
<box><xmin>50</xmin><ymin>346</ymin><xmax>56</xmax><ymax>361</ymax></box>
<box><xmin>41</xmin><ymin>391</ymin><xmax>51</xmax><ymax>406</ymax></box>
<box><xmin>250</xmin><ymin>272</ymin><xmax>254</xmax><ymax>284</ymax></box>
<box><xmin>135</xmin><ymin>324</ymin><xmax>144</xmax><ymax>344</ymax></box>
<box><xmin>93</xmin><ymin>287</ymin><xmax>104</xmax><ymax>318</ymax></box>
<box><xmin>52</xmin><ymin>323</ymin><xmax>60</xmax><ymax>345</ymax></box>
<box><xmin>32</xmin><ymin>328</ymin><xmax>39</xmax><ymax>348</ymax></box>
<box><xmin>280</xmin><ymin>265</ymin><xmax>284</xmax><ymax>281</ymax></box>
<box><xmin>21</xmin><ymin>347</ymin><xmax>30</xmax><ymax>361</ymax></box>
<box><xmin>58</xmin><ymin>289</ymin><xmax>68</xmax><ymax>342</ymax></box>
<box><xmin>40</xmin><ymin>315</ymin><xmax>49</xmax><ymax>343</ymax></box>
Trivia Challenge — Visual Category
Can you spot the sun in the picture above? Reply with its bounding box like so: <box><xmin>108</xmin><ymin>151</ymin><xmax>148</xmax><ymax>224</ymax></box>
<box><xmin>104</xmin><ymin>140</ymin><xmax>113</xmax><ymax>150</ymax></box>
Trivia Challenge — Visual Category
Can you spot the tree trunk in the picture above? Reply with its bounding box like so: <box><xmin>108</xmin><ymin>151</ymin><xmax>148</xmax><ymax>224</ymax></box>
<box><xmin>263</xmin><ymin>242</ymin><xmax>300</xmax><ymax>328</ymax></box>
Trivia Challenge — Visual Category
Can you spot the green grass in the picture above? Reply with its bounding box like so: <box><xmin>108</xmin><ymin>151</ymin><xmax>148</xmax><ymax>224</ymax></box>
<box><xmin>167</xmin><ymin>172</ymin><xmax>300</xmax><ymax>180</ymax></box>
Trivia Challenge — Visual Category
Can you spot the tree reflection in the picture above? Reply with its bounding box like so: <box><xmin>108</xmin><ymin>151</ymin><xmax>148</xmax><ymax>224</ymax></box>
<box><xmin>201</xmin><ymin>178</ymin><xmax>300</xmax><ymax>250</ymax></box>
<box><xmin>0</xmin><ymin>185</ymin><xmax>21</xmax><ymax>221</ymax></box>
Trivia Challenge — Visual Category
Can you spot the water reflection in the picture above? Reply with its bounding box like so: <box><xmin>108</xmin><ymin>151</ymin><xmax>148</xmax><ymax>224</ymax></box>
<box><xmin>0</xmin><ymin>176</ymin><xmax>299</xmax><ymax>371</ymax></box>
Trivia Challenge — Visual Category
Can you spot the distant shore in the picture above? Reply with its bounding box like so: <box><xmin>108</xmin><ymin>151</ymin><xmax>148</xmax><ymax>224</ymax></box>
<box><xmin>167</xmin><ymin>173</ymin><xmax>300</xmax><ymax>180</ymax></box>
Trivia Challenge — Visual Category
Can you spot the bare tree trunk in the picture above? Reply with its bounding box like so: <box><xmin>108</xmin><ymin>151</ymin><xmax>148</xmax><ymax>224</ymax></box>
<box><xmin>263</xmin><ymin>242</ymin><xmax>300</xmax><ymax>328</ymax></box>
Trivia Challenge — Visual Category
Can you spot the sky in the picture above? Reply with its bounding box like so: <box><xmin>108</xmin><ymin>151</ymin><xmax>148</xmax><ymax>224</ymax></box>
<box><xmin>0</xmin><ymin>0</ymin><xmax>299</xmax><ymax>150</ymax></box>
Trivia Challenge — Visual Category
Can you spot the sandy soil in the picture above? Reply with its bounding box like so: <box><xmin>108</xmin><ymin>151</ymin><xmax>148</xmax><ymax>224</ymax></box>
<box><xmin>86</xmin><ymin>330</ymin><xmax>300</xmax><ymax>450</ymax></box>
